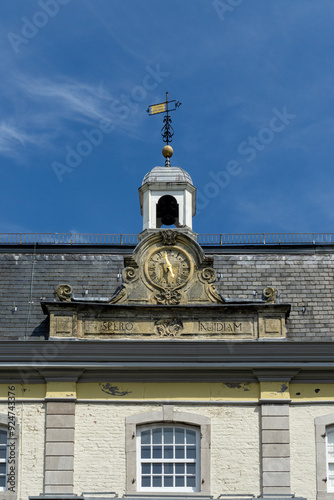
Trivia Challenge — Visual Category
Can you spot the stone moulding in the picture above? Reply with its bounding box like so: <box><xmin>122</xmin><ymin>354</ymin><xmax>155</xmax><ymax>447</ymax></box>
<box><xmin>41</xmin><ymin>301</ymin><xmax>290</xmax><ymax>340</ymax></box>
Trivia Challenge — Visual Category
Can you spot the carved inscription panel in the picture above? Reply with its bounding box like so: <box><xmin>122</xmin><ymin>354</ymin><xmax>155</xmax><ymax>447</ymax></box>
<box><xmin>83</xmin><ymin>316</ymin><xmax>255</xmax><ymax>338</ymax></box>
<box><xmin>47</xmin><ymin>304</ymin><xmax>288</xmax><ymax>340</ymax></box>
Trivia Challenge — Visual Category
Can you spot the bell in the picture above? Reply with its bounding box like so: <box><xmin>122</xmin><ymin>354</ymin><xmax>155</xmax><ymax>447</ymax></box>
<box><xmin>161</xmin><ymin>214</ymin><xmax>176</xmax><ymax>226</ymax></box>
<box><xmin>157</xmin><ymin>195</ymin><xmax>179</xmax><ymax>227</ymax></box>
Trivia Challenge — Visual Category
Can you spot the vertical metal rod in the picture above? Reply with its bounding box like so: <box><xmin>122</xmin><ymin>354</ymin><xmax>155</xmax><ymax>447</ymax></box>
<box><xmin>166</xmin><ymin>91</ymin><xmax>169</xmax><ymax>145</ymax></box>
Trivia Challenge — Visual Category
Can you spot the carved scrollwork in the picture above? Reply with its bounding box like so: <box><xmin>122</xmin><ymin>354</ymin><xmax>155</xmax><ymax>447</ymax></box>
<box><xmin>200</xmin><ymin>267</ymin><xmax>216</xmax><ymax>284</ymax></box>
<box><xmin>155</xmin><ymin>289</ymin><xmax>182</xmax><ymax>305</ymax></box>
<box><xmin>154</xmin><ymin>318</ymin><xmax>184</xmax><ymax>337</ymax></box>
<box><xmin>206</xmin><ymin>284</ymin><xmax>225</xmax><ymax>304</ymax></box>
<box><xmin>109</xmin><ymin>285</ymin><xmax>127</xmax><ymax>304</ymax></box>
<box><xmin>54</xmin><ymin>284</ymin><xmax>72</xmax><ymax>302</ymax></box>
<box><xmin>123</xmin><ymin>266</ymin><xmax>139</xmax><ymax>283</ymax></box>
<box><xmin>161</xmin><ymin>230</ymin><xmax>178</xmax><ymax>246</ymax></box>
<box><xmin>263</xmin><ymin>286</ymin><xmax>279</xmax><ymax>304</ymax></box>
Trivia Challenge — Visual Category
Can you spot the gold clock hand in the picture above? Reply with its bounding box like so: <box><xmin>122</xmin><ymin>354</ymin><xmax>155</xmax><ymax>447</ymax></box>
<box><xmin>163</xmin><ymin>252</ymin><xmax>175</xmax><ymax>278</ymax></box>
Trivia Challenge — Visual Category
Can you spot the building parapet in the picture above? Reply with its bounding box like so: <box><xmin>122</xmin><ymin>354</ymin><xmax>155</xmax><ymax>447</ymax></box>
<box><xmin>0</xmin><ymin>232</ymin><xmax>334</xmax><ymax>246</ymax></box>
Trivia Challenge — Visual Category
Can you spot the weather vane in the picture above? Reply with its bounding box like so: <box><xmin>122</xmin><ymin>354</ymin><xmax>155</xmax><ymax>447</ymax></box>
<box><xmin>146</xmin><ymin>92</ymin><xmax>182</xmax><ymax>145</ymax></box>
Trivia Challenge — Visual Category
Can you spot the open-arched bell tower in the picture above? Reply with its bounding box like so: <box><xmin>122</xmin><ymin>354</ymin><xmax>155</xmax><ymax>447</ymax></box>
<box><xmin>139</xmin><ymin>145</ymin><xmax>196</xmax><ymax>232</ymax></box>
<box><xmin>140</xmin><ymin>92</ymin><xmax>196</xmax><ymax>234</ymax></box>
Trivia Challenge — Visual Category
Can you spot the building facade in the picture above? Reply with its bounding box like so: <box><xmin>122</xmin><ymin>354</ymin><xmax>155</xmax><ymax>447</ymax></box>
<box><xmin>0</xmin><ymin>151</ymin><xmax>334</xmax><ymax>500</ymax></box>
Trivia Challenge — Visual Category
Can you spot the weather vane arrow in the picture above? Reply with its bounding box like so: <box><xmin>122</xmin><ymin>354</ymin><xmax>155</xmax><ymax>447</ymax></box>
<box><xmin>146</xmin><ymin>92</ymin><xmax>182</xmax><ymax>146</ymax></box>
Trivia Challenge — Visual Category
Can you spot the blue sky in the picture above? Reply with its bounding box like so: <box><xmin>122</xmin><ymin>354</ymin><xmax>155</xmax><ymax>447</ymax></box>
<box><xmin>1</xmin><ymin>1</ymin><xmax>334</xmax><ymax>236</ymax></box>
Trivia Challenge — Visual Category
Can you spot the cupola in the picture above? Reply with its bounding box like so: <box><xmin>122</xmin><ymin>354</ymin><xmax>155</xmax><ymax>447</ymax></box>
<box><xmin>139</xmin><ymin>145</ymin><xmax>196</xmax><ymax>231</ymax></box>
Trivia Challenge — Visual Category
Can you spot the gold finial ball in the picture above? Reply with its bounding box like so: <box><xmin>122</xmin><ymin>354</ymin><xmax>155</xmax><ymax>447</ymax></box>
<box><xmin>162</xmin><ymin>145</ymin><xmax>174</xmax><ymax>158</ymax></box>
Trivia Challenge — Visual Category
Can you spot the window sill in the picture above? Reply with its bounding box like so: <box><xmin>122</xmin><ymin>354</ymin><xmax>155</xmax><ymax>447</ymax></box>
<box><xmin>124</xmin><ymin>495</ymin><xmax>212</xmax><ymax>499</ymax></box>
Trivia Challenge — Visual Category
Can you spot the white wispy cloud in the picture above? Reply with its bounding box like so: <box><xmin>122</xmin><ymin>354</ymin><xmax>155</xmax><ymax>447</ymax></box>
<box><xmin>19</xmin><ymin>76</ymin><xmax>143</xmax><ymax>133</ymax></box>
<box><xmin>0</xmin><ymin>73</ymin><xmax>150</xmax><ymax>159</ymax></box>
<box><xmin>0</xmin><ymin>122</ymin><xmax>39</xmax><ymax>154</ymax></box>
<box><xmin>21</xmin><ymin>77</ymin><xmax>112</xmax><ymax>123</ymax></box>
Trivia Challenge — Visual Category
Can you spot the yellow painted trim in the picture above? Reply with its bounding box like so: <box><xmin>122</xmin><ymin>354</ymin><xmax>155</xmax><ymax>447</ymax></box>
<box><xmin>77</xmin><ymin>382</ymin><xmax>259</xmax><ymax>401</ymax></box>
<box><xmin>46</xmin><ymin>381</ymin><xmax>76</xmax><ymax>399</ymax></box>
<box><xmin>291</xmin><ymin>383</ymin><xmax>334</xmax><ymax>401</ymax></box>
<box><xmin>0</xmin><ymin>384</ymin><xmax>45</xmax><ymax>400</ymax></box>
<box><xmin>0</xmin><ymin>381</ymin><xmax>333</xmax><ymax>403</ymax></box>
<box><xmin>260</xmin><ymin>381</ymin><xmax>290</xmax><ymax>400</ymax></box>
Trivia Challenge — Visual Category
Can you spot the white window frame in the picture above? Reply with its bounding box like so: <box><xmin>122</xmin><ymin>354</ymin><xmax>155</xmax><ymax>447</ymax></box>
<box><xmin>137</xmin><ymin>423</ymin><xmax>200</xmax><ymax>493</ymax></box>
<box><xmin>0</xmin><ymin>428</ymin><xmax>8</xmax><ymax>492</ymax></box>
<box><xmin>327</xmin><ymin>426</ymin><xmax>334</xmax><ymax>493</ymax></box>
<box><xmin>315</xmin><ymin>413</ymin><xmax>334</xmax><ymax>500</ymax></box>
<box><xmin>125</xmin><ymin>406</ymin><xmax>211</xmax><ymax>496</ymax></box>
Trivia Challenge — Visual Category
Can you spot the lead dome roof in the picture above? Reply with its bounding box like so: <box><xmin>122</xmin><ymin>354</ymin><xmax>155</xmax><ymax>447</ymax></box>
<box><xmin>142</xmin><ymin>166</ymin><xmax>193</xmax><ymax>185</ymax></box>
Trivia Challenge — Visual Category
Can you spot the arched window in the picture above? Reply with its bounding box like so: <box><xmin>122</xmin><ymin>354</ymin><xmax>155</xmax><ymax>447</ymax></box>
<box><xmin>137</xmin><ymin>424</ymin><xmax>200</xmax><ymax>492</ymax></box>
<box><xmin>156</xmin><ymin>195</ymin><xmax>179</xmax><ymax>227</ymax></box>
<box><xmin>327</xmin><ymin>426</ymin><xmax>334</xmax><ymax>492</ymax></box>
<box><xmin>0</xmin><ymin>428</ymin><xmax>8</xmax><ymax>491</ymax></box>
<box><xmin>126</xmin><ymin>406</ymin><xmax>210</xmax><ymax>496</ymax></box>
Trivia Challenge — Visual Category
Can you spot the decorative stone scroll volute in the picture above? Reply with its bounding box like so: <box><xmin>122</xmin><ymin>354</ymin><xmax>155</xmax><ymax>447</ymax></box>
<box><xmin>110</xmin><ymin>230</ymin><xmax>224</xmax><ymax>306</ymax></box>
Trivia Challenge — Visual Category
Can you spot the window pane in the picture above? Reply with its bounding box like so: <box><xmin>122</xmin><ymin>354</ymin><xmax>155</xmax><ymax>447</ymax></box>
<box><xmin>175</xmin><ymin>446</ymin><xmax>184</xmax><ymax>459</ymax></box>
<box><xmin>175</xmin><ymin>428</ymin><xmax>184</xmax><ymax>444</ymax></box>
<box><xmin>152</xmin><ymin>428</ymin><xmax>162</xmax><ymax>444</ymax></box>
<box><xmin>164</xmin><ymin>463</ymin><xmax>173</xmax><ymax>474</ymax></box>
<box><xmin>0</xmin><ymin>432</ymin><xmax>6</xmax><ymax>445</ymax></box>
<box><xmin>0</xmin><ymin>449</ymin><xmax>6</xmax><ymax>460</ymax></box>
<box><xmin>164</xmin><ymin>476</ymin><xmax>173</xmax><ymax>487</ymax></box>
<box><xmin>153</xmin><ymin>446</ymin><xmax>162</xmax><ymax>459</ymax></box>
<box><xmin>328</xmin><ymin>463</ymin><xmax>334</xmax><ymax>488</ymax></box>
<box><xmin>141</xmin><ymin>430</ymin><xmax>151</xmax><ymax>445</ymax></box>
<box><xmin>142</xmin><ymin>476</ymin><xmax>151</xmax><ymax>487</ymax></box>
<box><xmin>186</xmin><ymin>446</ymin><xmax>196</xmax><ymax>459</ymax></box>
<box><xmin>328</xmin><ymin>430</ymin><xmax>334</xmax><ymax>458</ymax></box>
<box><xmin>141</xmin><ymin>446</ymin><xmax>151</xmax><ymax>459</ymax></box>
<box><xmin>0</xmin><ymin>463</ymin><xmax>6</xmax><ymax>474</ymax></box>
<box><xmin>187</xmin><ymin>463</ymin><xmax>196</xmax><ymax>474</ymax></box>
<box><xmin>164</xmin><ymin>446</ymin><xmax>173</xmax><ymax>459</ymax></box>
<box><xmin>164</xmin><ymin>428</ymin><xmax>173</xmax><ymax>444</ymax></box>
<box><xmin>153</xmin><ymin>476</ymin><xmax>162</xmax><ymax>487</ymax></box>
<box><xmin>142</xmin><ymin>464</ymin><xmax>150</xmax><ymax>475</ymax></box>
<box><xmin>175</xmin><ymin>463</ymin><xmax>185</xmax><ymax>474</ymax></box>
<box><xmin>139</xmin><ymin>425</ymin><xmax>199</xmax><ymax>491</ymax></box>
<box><xmin>186</xmin><ymin>429</ymin><xmax>196</xmax><ymax>445</ymax></box>
<box><xmin>175</xmin><ymin>476</ymin><xmax>184</xmax><ymax>487</ymax></box>
<box><xmin>0</xmin><ymin>476</ymin><xmax>6</xmax><ymax>487</ymax></box>
<box><xmin>153</xmin><ymin>463</ymin><xmax>162</xmax><ymax>474</ymax></box>
<box><xmin>187</xmin><ymin>476</ymin><xmax>196</xmax><ymax>487</ymax></box>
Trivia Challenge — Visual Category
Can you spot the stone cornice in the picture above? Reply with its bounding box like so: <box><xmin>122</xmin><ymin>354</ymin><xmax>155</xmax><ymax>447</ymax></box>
<box><xmin>0</xmin><ymin>340</ymin><xmax>334</xmax><ymax>383</ymax></box>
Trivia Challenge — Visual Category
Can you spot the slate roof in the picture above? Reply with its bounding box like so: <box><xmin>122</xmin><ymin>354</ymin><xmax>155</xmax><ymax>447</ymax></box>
<box><xmin>0</xmin><ymin>244</ymin><xmax>333</xmax><ymax>341</ymax></box>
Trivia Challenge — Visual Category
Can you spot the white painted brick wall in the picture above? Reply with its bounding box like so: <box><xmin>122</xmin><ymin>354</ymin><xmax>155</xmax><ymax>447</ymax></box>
<box><xmin>74</xmin><ymin>404</ymin><xmax>261</xmax><ymax>497</ymax></box>
<box><xmin>0</xmin><ymin>402</ymin><xmax>45</xmax><ymax>500</ymax></box>
<box><xmin>290</xmin><ymin>404</ymin><xmax>334</xmax><ymax>500</ymax></box>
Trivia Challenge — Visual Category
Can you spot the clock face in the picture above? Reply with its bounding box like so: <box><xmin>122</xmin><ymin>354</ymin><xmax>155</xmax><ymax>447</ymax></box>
<box><xmin>146</xmin><ymin>247</ymin><xmax>192</xmax><ymax>289</ymax></box>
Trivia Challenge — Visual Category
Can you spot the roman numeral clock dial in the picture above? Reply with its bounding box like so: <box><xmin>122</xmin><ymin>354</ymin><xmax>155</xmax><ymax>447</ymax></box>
<box><xmin>146</xmin><ymin>247</ymin><xmax>192</xmax><ymax>289</ymax></box>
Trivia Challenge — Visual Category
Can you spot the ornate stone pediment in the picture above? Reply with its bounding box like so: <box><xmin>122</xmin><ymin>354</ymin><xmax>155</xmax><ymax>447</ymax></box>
<box><xmin>110</xmin><ymin>230</ymin><xmax>224</xmax><ymax>306</ymax></box>
<box><xmin>43</xmin><ymin>230</ymin><xmax>290</xmax><ymax>340</ymax></box>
